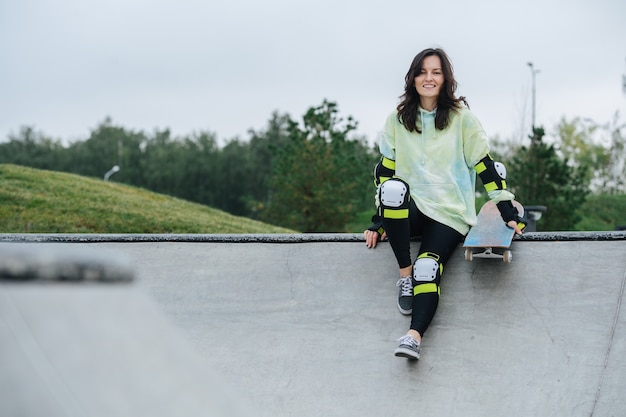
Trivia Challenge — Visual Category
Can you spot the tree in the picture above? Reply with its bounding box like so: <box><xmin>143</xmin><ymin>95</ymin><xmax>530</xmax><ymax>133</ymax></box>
<box><xmin>553</xmin><ymin>113</ymin><xmax>626</xmax><ymax>195</ymax></box>
<box><xmin>508</xmin><ymin>127</ymin><xmax>589</xmax><ymax>231</ymax></box>
<box><xmin>63</xmin><ymin>118</ymin><xmax>148</xmax><ymax>185</ymax></box>
<box><xmin>139</xmin><ymin>128</ymin><xmax>188</xmax><ymax>197</ymax></box>
<box><xmin>0</xmin><ymin>126</ymin><xmax>66</xmax><ymax>169</ymax></box>
<box><xmin>262</xmin><ymin>100</ymin><xmax>373</xmax><ymax>232</ymax></box>
<box><xmin>243</xmin><ymin>112</ymin><xmax>292</xmax><ymax>218</ymax></box>
<box><xmin>601</xmin><ymin>111</ymin><xmax>626</xmax><ymax>194</ymax></box>
<box><xmin>555</xmin><ymin>116</ymin><xmax>610</xmax><ymax>194</ymax></box>
<box><xmin>177</xmin><ymin>132</ymin><xmax>221</xmax><ymax>206</ymax></box>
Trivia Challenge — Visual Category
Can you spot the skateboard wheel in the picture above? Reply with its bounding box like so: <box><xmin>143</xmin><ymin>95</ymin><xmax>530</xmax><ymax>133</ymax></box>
<box><xmin>464</xmin><ymin>249</ymin><xmax>473</xmax><ymax>261</ymax></box>
<box><xmin>503</xmin><ymin>250</ymin><xmax>512</xmax><ymax>263</ymax></box>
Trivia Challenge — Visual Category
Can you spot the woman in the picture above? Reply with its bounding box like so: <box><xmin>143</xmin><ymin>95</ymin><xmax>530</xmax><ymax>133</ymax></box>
<box><xmin>364</xmin><ymin>47</ymin><xmax>525</xmax><ymax>360</ymax></box>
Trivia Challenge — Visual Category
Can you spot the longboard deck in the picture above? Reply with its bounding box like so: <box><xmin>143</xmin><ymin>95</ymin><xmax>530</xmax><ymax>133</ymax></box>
<box><xmin>463</xmin><ymin>200</ymin><xmax>524</xmax><ymax>262</ymax></box>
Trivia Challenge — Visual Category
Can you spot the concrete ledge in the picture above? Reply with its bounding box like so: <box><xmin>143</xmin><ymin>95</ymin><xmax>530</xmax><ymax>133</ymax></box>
<box><xmin>1</xmin><ymin>231</ymin><xmax>626</xmax><ymax>243</ymax></box>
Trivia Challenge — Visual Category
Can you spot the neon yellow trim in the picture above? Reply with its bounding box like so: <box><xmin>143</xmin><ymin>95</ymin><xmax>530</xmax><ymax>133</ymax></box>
<box><xmin>381</xmin><ymin>157</ymin><xmax>396</xmax><ymax>170</ymax></box>
<box><xmin>414</xmin><ymin>283</ymin><xmax>439</xmax><ymax>296</ymax></box>
<box><xmin>383</xmin><ymin>208</ymin><xmax>409</xmax><ymax>219</ymax></box>
<box><xmin>501</xmin><ymin>180</ymin><xmax>507</xmax><ymax>189</ymax></box>
<box><xmin>474</xmin><ymin>162</ymin><xmax>486</xmax><ymax>174</ymax></box>
<box><xmin>484</xmin><ymin>182</ymin><xmax>498</xmax><ymax>192</ymax></box>
<box><xmin>379</xmin><ymin>176</ymin><xmax>391</xmax><ymax>184</ymax></box>
<box><xmin>417</xmin><ymin>252</ymin><xmax>444</xmax><ymax>274</ymax></box>
<box><xmin>417</xmin><ymin>252</ymin><xmax>439</xmax><ymax>260</ymax></box>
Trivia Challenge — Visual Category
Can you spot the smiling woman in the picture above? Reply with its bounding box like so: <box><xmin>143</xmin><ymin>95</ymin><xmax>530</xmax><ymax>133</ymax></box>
<box><xmin>413</xmin><ymin>56</ymin><xmax>444</xmax><ymax>111</ymax></box>
<box><xmin>363</xmin><ymin>47</ymin><xmax>527</xmax><ymax>361</ymax></box>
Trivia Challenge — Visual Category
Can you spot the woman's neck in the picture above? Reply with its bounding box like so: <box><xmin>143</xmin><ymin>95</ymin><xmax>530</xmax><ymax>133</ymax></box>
<box><xmin>419</xmin><ymin>98</ymin><xmax>437</xmax><ymax>112</ymax></box>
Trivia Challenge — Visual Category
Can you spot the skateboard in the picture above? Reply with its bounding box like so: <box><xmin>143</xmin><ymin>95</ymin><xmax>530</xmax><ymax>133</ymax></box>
<box><xmin>463</xmin><ymin>200</ymin><xmax>524</xmax><ymax>263</ymax></box>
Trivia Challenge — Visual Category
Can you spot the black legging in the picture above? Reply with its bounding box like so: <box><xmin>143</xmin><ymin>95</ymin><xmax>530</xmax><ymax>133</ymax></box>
<box><xmin>382</xmin><ymin>198</ymin><xmax>464</xmax><ymax>335</ymax></box>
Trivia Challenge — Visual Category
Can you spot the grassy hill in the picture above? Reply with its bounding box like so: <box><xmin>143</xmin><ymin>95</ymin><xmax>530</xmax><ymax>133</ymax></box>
<box><xmin>0</xmin><ymin>164</ymin><xmax>296</xmax><ymax>234</ymax></box>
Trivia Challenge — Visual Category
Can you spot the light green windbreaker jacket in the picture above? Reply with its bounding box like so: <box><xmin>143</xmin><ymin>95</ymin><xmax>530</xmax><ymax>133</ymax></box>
<box><xmin>379</xmin><ymin>106</ymin><xmax>512</xmax><ymax>235</ymax></box>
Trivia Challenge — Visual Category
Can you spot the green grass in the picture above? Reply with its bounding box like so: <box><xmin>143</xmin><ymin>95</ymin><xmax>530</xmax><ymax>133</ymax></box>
<box><xmin>0</xmin><ymin>164</ymin><xmax>296</xmax><ymax>234</ymax></box>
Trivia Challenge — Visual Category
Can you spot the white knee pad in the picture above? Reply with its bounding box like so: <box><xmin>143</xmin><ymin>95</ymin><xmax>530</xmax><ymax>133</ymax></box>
<box><xmin>413</xmin><ymin>256</ymin><xmax>440</xmax><ymax>282</ymax></box>
<box><xmin>379</xmin><ymin>179</ymin><xmax>408</xmax><ymax>208</ymax></box>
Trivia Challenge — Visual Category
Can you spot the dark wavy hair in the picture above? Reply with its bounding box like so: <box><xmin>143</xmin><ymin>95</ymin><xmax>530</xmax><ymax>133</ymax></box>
<box><xmin>397</xmin><ymin>48</ymin><xmax>468</xmax><ymax>133</ymax></box>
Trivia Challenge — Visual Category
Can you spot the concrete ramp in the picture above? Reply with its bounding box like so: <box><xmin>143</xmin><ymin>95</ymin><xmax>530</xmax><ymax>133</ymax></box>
<box><xmin>0</xmin><ymin>243</ymin><xmax>249</xmax><ymax>417</ymax></box>
<box><xmin>1</xmin><ymin>233</ymin><xmax>625</xmax><ymax>417</ymax></box>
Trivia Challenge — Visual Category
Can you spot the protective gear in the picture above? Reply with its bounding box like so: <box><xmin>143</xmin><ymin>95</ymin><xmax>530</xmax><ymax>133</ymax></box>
<box><xmin>373</xmin><ymin>156</ymin><xmax>396</xmax><ymax>186</ymax></box>
<box><xmin>368</xmin><ymin>156</ymin><xmax>399</xmax><ymax>235</ymax></box>
<box><xmin>367</xmin><ymin>214</ymin><xmax>384</xmax><ymax>235</ymax></box>
<box><xmin>412</xmin><ymin>252</ymin><xmax>443</xmax><ymax>296</ymax></box>
<box><xmin>475</xmin><ymin>154</ymin><xmax>526</xmax><ymax>230</ymax></box>
<box><xmin>497</xmin><ymin>201</ymin><xmax>527</xmax><ymax>231</ymax></box>
<box><xmin>380</xmin><ymin>179</ymin><xmax>407</xmax><ymax>207</ymax></box>
<box><xmin>379</xmin><ymin>178</ymin><xmax>410</xmax><ymax>220</ymax></box>
<box><xmin>474</xmin><ymin>154</ymin><xmax>507</xmax><ymax>193</ymax></box>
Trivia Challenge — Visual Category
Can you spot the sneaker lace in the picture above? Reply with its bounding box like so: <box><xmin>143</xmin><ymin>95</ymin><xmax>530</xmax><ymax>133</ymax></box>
<box><xmin>396</xmin><ymin>276</ymin><xmax>413</xmax><ymax>297</ymax></box>
<box><xmin>397</xmin><ymin>335</ymin><xmax>419</xmax><ymax>348</ymax></box>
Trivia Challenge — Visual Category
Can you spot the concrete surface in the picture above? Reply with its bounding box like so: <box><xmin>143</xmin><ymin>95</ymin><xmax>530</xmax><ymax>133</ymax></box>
<box><xmin>1</xmin><ymin>233</ymin><xmax>625</xmax><ymax>417</ymax></box>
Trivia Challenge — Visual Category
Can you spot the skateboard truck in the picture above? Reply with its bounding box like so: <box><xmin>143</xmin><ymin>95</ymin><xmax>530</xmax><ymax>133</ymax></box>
<box><xmin>464</xmin><ymin>247</ymin><xmax>512</xmax><ymax>263</ymax></box>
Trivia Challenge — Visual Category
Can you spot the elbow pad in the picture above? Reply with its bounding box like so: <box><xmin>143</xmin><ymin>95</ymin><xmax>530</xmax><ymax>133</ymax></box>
<box><xmin>373</xmin><ymin>156</ymin><xmax>396</xmax><ymax>187</ymax></box>
<box><xmin>474</xmin><ymin>154</ymin><xmax>507</xmax><ymax>193</ymax></box>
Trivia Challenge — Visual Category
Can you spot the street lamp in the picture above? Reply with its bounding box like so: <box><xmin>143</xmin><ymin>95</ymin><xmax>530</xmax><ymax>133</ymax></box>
<box><xmin>104</xmin><ymin>165</ymin><xmax>120</xmax><ymax>181</ymax></box>
<box><xmin>527</xmin><ymin>62</ymin><xmax>540</xmax><ymax>130</ymax></box>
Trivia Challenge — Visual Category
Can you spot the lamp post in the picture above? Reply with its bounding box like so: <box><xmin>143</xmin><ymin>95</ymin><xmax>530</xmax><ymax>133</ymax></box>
<box><xmin>527</xmin><ymin>62</ymin><xmax>540</xmax><ymax>131</ymax></box>
<box><xmin>104</xmin><ymin>165</ymin><xmax>120</xmax><ymax>181</ymax></box>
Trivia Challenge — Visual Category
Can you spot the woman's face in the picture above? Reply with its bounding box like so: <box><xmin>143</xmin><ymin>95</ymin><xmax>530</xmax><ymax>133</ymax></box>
<box><xmin>414</xmin><ymin>55</ymin><xmax>444</xmax><ymax>103</ymax></box>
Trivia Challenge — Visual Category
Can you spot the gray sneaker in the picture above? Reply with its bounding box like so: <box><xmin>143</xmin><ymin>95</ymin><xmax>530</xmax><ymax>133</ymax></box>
<box><xmin>394</xmin><ymin>335</ymin><xmax>421</xmax><ymax>360</ymax></box>
<box><xmin>396</xmin><ymin>276</ymin><xmax>413</xmax><ymax>315</ymax></box>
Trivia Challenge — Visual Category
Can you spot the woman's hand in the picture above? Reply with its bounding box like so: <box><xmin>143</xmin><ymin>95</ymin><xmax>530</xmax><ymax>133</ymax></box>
<box><xmin>364</xmin><ymin>229</ymin><xmax>387</xmax><ymax>248</ymax></box>
<box><xmin>507</xmin><ymin>220</ymin><xmax>523</xmax><ymax>235</ymax></box>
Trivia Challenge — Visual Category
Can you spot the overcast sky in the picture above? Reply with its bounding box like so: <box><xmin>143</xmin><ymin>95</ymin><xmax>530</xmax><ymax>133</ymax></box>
<box><xmin>2</xmin><ymin>0</ymin><xmax>625</xmax><ymax>147</ymax></box>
